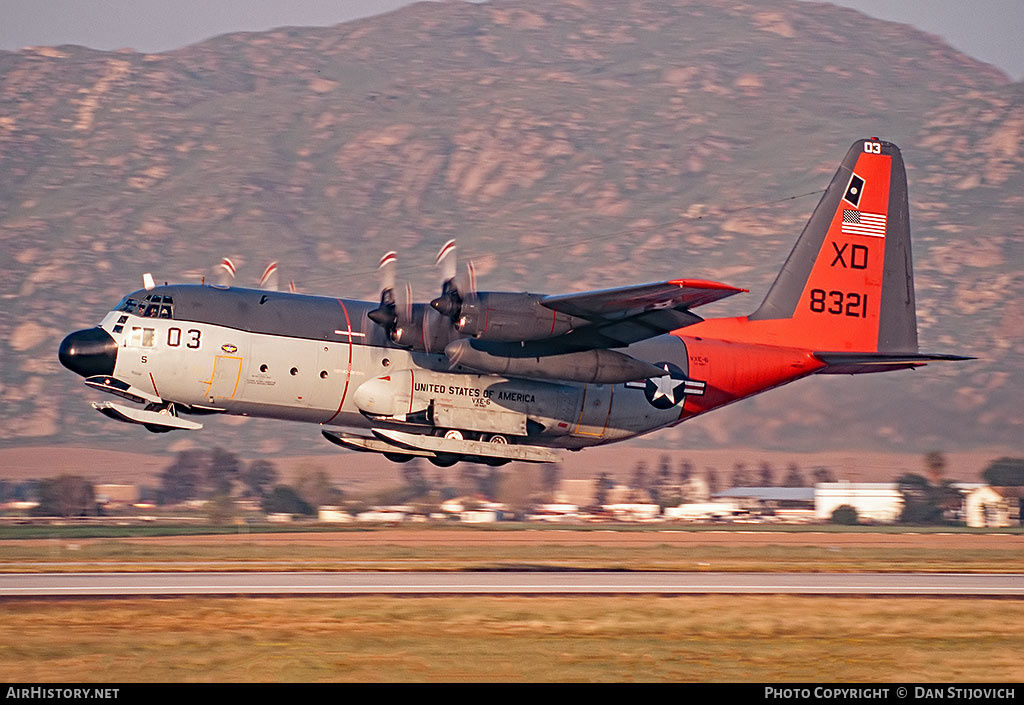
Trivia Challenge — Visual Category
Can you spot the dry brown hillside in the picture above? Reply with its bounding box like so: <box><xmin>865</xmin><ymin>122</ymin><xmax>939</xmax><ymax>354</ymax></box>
<box><xmin>0</xmin><ymin>0</ymin><xmax>1020</xmax><ymax>463</ymax></box>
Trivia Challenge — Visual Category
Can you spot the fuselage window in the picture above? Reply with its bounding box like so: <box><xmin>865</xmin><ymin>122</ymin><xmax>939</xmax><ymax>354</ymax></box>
<box><xmin>129</xmin><ymin>327</ymin><xmax>156</xmax><ymax>348</ymax></box>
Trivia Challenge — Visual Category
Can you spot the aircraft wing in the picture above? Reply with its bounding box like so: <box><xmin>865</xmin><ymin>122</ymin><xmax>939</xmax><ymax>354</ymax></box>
<box><xmin>540</xmin><ymin>279</ymin><xmax>746</xmax><ymax>320</ymax></box>
<box><xmin>462</xmin><ymin>279</ymin><xmax>747</xmax><ymax>358</ymax></box>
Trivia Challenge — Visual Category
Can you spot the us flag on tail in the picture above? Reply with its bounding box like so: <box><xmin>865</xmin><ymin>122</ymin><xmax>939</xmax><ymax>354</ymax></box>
<box><xmin>841</xmin><ymin>210</ymin><xmax>886</xmax><ymax>238</ymax></box>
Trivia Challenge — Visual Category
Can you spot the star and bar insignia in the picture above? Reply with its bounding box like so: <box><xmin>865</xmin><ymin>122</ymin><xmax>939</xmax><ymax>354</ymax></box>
<box><xmin>626</xmin><ymin>362</ymin><xmax>706</xmax><ymax>410</ymax></box>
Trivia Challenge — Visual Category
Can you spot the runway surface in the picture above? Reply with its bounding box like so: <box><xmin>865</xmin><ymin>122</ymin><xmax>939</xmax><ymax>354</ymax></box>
<box><xmin>1</xmin><ymin>571</ymin><xmax>1022</xmax><ymax>597</ymax></box>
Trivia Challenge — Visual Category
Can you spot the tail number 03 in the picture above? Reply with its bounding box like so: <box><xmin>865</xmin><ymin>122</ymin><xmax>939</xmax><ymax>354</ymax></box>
<box><xmin>166</xmin><ymin>327</ymin><xmax>202</xmax><ymax>349</ymax></box>
<box><xmin>864</xmin><ymin>141</ymin><xmax>882</xmax><ymax>154</ymax></box>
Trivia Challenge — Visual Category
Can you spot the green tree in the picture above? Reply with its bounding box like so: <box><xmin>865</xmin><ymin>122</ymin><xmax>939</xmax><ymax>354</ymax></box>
<box><xmin>401</xmin><ymin>458</ymin><xmax>431</xmax><ymax>500</ymax></box>
<box><xmin>705</xmin><ymin>468</ymin><xmax>720</xmax><ymax>495</ymax></box>
<box><xmin>595</xmin><ymin>472</ymin><xmax>614</xmax><ymax>506</ymax></box>
<box><xmin>33</xmin><ymin>476</ymin><xmax>96</xmax><ymax>517</ymax></box>
<box><xmin>205</xmin><ymin>494</ymin><xmax>237</xmax><ymax>525</ymax></box>
<box><xmin>730</xmin><ymin>463</ymin><xmax>752</xmax><ymax>489</ymax></box>
<box><xmin>159</xmin><ymin>447</ymin><xmax>242</xmax><ymax>504</ymax></box>
<box><xmin>830</xmin><ymin>504</ymin><xmax>859</xmax><ymax>525</ymax></box>
<box><xmin>678</xmin><ymin>460</ymin><xmax>694</xmax><ymax>483</ymax></box>
<box><xmin>542</xmin><ymin>464</ymin><xmax>561</xmax><ymax>498</ymax></box>
<box><xmin>897</xmin><ymin>473</ymin><xmax>960</xmax><ymax>525</ymax></box>
<box><xmin>294</xmin><ymin>465</ymin><xmax>342</xmax><ymax>509</ymax></box>
<box><xmin>783</xmin><ymin>463</ymin><xmax>806</xmax><ymax>487</ymax></box>
<box><xmin>242</xmin><ymin>459</ymin><xmax>279</xmax><ymax>499</ymax></box>
<box><xmin>924</xmin><ymin>451</ymin><xmax>947</xmax><ymax>484</ymax></box>
<box><xmin>811</xmin><ymin>467</ymin><xmax>835</xmax><ymax>484</ymax></box>
<box><xmin>207</xmin><ymin>447</ymin><xmax>240</xmax><ymax>497</ymax></box>
<box><xmin>632</xmin><ymin>461</ymin><xmax>649</xmax><ymax>494</ymax></box>
<box><xmin>981</xmin><ymin>458</ymin><xmax>1024</xmax><ymax>486</ymax></box>
<box><xmin>158</xmin><ymin>449</ymin><xmax>204</xmax><ymax>504</ymax></box>
<box><xmin>263</xmin><ymin>486</ymin><xmax>314</xmax><ymax>516</ymax></box>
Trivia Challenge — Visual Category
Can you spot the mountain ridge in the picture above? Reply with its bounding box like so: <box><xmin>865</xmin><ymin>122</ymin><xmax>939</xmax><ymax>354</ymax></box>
<box><xmin>0</xmin><ymin>0</ymin><xmax>1019</xmax><ymax>457</ymax></box>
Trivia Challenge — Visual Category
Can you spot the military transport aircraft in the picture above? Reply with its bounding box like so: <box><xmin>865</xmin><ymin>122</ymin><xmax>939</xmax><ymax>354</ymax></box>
<box><xmin>59</xmin><ymin>139</ymin><xmax>969</xmax><ymax>466</ymax></box>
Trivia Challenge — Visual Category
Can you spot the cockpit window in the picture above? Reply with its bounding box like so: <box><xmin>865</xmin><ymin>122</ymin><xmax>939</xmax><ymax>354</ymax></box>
<box><xmin>118</xmin><ymin>294</ymin><xmax>173</xmax><ymax>319</ymax></box>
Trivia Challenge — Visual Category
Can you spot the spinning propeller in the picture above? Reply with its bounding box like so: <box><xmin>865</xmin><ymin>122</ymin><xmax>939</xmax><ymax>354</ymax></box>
<box><xmin>368</xmin><ymin>240</ymin><xmax>477</xmax><ymax>353</ymax></box>
<box><xmin>212</xmin><ymin>258</ymin><xmax>296</xmax><ymax>292</ymax></box>
<box><xmin>429</xmin><ymin>239</ymin><xmax>478</xmax><ymax>329</ymax></box>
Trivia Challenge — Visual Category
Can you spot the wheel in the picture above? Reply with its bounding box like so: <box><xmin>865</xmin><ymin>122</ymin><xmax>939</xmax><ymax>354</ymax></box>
<box><xmin>484</xmin><ymin>434</ymin><xmax>509</xmax><ymax>445</ymax></box>
<box><xmin>429</xmin><ymin>454</ymin><xmax>459</xmax><ymax>467</ymax></box>
<box><xmin>383</xmin><ymin>452</ymin><xmax>414</xmax><ymax>463</ymax></box>
<box><xmin>442</xmin><ymin>429</ymin><xmax>464</xmax><ymax>441</ymax></box>
<box><xmin>145</xmin><ymin>402</ymin><xmax>176</xmax><ymax>417</ymax></box>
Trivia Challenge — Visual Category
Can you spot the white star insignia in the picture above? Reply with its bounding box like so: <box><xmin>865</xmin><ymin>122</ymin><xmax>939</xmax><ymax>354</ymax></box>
<box><xmin>650</xmin><ymin>368</ymin><xmax>684</xmax><ymax>402</ymax></box>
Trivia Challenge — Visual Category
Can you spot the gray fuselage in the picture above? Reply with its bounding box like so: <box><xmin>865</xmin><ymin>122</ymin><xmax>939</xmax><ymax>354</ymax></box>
<box><xmin>97</xmin><ymin>284</ymin><xmax>693</xmax><ymax>449</ymax></box>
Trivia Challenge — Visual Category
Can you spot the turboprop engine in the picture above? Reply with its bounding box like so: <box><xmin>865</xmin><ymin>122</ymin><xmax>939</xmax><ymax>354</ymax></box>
<box><xmin>435</xmin><ymin>291</ymin><xmax>589</xmax><ymax>342</ymax></box>
<box><xmin>444</xmin><ymin>338</ymin><xmax>667</xmax><ymax>384</ymax></box>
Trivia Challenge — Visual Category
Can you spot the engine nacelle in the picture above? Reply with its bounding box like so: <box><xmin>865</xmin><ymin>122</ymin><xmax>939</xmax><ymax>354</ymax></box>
<box><xmin>456</xmin><ymin>292</ymin><xmax>586</xmax><ymax>342</ymax></box>
<box><xmin>445</xmin><ymin>338</ymin><xmax>667</xmax><ymax>384</ymax></box>
<box><xmin>390</xmin><ymin>303</ymin><xmax>459</xmax><ymax>353</ymax></box>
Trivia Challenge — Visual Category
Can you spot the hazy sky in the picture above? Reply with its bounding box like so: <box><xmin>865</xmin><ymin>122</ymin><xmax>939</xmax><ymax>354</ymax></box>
<box><xmin>0</xmin><ymin>0</ymin><xmax>1021</xmax><ymax>79</ymax></box>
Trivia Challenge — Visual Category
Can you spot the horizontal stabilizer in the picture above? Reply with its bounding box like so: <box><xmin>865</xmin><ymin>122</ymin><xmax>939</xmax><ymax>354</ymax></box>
<box><xmin>814</xmin><ymin>351</ymin><xmax>974</xmax><ymax>375</ymax></box>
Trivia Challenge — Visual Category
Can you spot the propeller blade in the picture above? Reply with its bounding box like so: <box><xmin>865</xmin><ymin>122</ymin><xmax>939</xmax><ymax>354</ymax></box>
<box><xmin>391</xmin><ymin>282</ymin><xmax>415</xmax><ymax>345</ymax></box>
<box><xmin>259</xmin><ymin>261</ymin><xmax>279</xmax><ymax>291</ymax></box>
<box><xmin>378</xmin><ymin>251</ymin><xmax>397</xmax><ymax>293</ymax></box>
<box><xmin>215</xmin><ymin>257</ymin><xmax>237</xmax><ymax>287</ymax></box>
<box><xmin>435</xmin><ymin>239</ymin><xmax>457</xmax><ymax>284</ymax></box>
<box><xmin>430</xmin><ymin>239</ymin><xmax>467</xmax><ymax>320</ymax></box>
<box><xmin>396</xmin><ymin>282</ymin><xmax>413</xmax><ymax>328</ymax></box>
<box><xmin>368</xmin><ymin>251</ymin><xmax>400</xmax><ymax>331</ymax></box>
<box><xmin>456</xmin><ymin>259</ymin><xmax>478</xmax><ymax>300</ymax></box>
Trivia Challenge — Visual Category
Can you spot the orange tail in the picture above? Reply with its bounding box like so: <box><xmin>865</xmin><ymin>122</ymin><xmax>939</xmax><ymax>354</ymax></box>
<box><xmin>695</xmin><ymin>138</ymin><xmax>917</xmax><ymax>353</ymax></box>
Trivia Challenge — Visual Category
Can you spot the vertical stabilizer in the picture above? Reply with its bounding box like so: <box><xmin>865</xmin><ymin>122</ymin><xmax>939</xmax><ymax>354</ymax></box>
<box><xmin>749</xmin><ymin>138</ymin><xmax>917</xmax><ymax>353</ymax></box>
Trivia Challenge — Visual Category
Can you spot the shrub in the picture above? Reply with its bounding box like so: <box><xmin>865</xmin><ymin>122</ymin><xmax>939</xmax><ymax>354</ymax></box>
<box><xmin>831</xmin><ymin>504</ymin><xmax>859</xmax><ymax>525</ymax></box>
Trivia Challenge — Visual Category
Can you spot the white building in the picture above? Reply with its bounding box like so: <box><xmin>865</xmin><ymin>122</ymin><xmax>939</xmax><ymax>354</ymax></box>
<box><xmin>814</xmin><ymin>482</ymin><xmax>903</xmax><ymax>523</ymax></box>
<box><xmin>460</xmin><ymin>510</ymin><xmax>499</xmax><ymax>523</ymax></box>
<box><xmin>604</xmin><ymin>503</ymin><xmax>661</xmax><ymax>521</ymax></box>
<box><xmin>664</xmin><ymin>501</ymin><xmax>741</xmax><ymax>522</ymax></box>
<box><xmin>964</xmin><ymin>486</ymin><xmax>1023</xmax><ymax>528</ymax></box>
<box><xmin>317</xmin><ymin>507</ymin><xmax>353</xmax><ymax>523</ymax></box>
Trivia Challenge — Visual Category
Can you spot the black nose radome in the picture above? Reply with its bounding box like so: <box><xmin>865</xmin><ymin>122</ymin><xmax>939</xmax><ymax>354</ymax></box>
<box><xmin>59</xmin><ymin>328</ymin><xmax>118</xmax><ymax>378</ymax></box>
